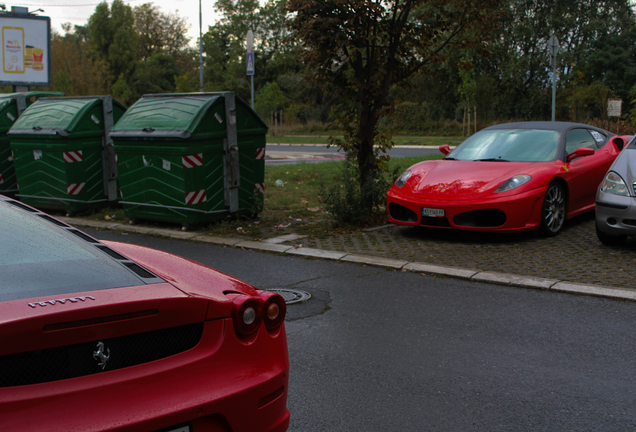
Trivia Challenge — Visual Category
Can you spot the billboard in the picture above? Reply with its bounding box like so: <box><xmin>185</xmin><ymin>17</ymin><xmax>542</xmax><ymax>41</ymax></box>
<box><xmin>0</xmin><ymin>13</ymin><xmax>50</xmax><ymax>86</ymax></box>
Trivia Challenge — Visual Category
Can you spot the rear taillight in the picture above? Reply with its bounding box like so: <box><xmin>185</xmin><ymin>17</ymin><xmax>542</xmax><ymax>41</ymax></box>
<box><xmin>230</xmin><ymin>292</ymin><xmax>286</xmax><ymax>337</ymax></box>
<box><xmin>260</xmin><ymin>292</ymin><xmax>286</xmax><ymax>331</ymax></box>
<box><xmin>231</xmin><ymin>296</ymin><xmax>263</xmax><ymax>336</ymax></box>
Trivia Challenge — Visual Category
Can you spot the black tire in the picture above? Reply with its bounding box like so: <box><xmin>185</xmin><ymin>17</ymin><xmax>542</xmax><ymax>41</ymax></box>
<box><xmin>539</xmin><ymin>181</ymin><xmax>566</xmax><ymax>236</ymax></box>
<box><xmin>596</xmin><ymin>222</ymin><xmax>626</xmax><ymax>246</ymax></box>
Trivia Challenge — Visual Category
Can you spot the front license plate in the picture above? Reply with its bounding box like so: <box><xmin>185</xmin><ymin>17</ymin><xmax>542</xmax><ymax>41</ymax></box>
<box><xmin>421</xmin><ymin>207</ymin><xmax>444</xmax><ymax>217</ymax></box>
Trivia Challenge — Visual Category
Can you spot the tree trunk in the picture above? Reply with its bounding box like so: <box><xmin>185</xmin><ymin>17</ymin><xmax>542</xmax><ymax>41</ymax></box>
<box><xmin>357</xmin><ymin>105</ymin><xmax>377</xmax><ymax>214</ymax></box>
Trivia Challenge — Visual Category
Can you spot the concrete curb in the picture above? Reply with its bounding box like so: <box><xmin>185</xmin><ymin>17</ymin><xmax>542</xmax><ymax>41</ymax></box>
<box><xmin>62</xmin><ymin>217</ymin><xmax>636</xmax><ymax>303</ymax></box>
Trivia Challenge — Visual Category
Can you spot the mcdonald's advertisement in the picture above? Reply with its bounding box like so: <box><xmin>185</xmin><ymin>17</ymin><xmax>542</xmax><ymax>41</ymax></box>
<box><xmin>0</xmin><ymin>14</ymin><xmax>50</xmax><ymax>86</ymax></box>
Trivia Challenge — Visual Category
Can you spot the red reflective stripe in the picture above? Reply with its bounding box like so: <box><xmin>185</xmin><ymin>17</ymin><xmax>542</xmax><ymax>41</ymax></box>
<box><xmin>63</xmin><ymin>151</ymin><xmax>83</xmax><ymax>163</ymax></box>
<box><xmin>254</xmin><ymin>183</ymin><xmax>264</xmax><ymax>194</ymax></box>
<box><xmin>185</xmin><ymin>190</ymin><xmax>206</xmax><ymax>205</ymax></box>
<box><xmin>0</xmin><ymin>174</ymin><xmax>3</xmax><ymax>184</ymax></box>
<box><xmin>182</xmin><ymin>153</ymin><xmax>203</xmax><ymax>168</ymax></box>
<box><xmin>67</xmin><ymin>183</ymin><xmax>85</xmax><ymax>195</ymax></box>
<box><xmin>255</xmin><ymin>148</ymin><xmax>265</xmax><ymax>160</ymax></box>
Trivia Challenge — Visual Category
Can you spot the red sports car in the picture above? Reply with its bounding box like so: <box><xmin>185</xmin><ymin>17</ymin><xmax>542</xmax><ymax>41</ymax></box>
<box><xmin>0</xmin><ymin>196</ymin><xmax>289</xmax><ymax>431</ymax></box>
<box><xmin>388</xmin><ymin>122</ymin><xmax>627</xmax><ymax>236</ymax></box>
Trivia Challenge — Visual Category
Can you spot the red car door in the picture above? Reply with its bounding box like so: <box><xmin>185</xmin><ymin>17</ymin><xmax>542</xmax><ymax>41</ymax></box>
<box><xmin>564</xmin><ymin>128</ymin><xmax>616</xmax><ymax>214</ymax></box>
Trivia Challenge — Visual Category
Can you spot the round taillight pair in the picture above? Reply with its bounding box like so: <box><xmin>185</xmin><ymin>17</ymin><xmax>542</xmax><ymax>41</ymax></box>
<box><xmin>231</xmin><ymin>293</ymin><xmax>287</xmax><ymax>336</ymax></box>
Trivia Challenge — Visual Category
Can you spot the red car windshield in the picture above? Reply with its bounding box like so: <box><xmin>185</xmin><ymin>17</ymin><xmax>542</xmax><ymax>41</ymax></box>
<box><xmin>0</xmin><ymin>200</ymin><xmax>157</xmax><ymax>302</ymax></box>
<box><xmin>449</xmin><ymin>129</ymin><xmax>560</xmax><ymax>162</ymax></box>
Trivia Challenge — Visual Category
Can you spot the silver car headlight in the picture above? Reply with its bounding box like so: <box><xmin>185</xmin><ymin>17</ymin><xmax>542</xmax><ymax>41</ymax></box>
<box><xmin>494</xmin><ymin>175</ymin><xmax>531</xmax><ymax>193</ymax></box>
<box><xmin>600</xmin><ymin>171</ymin><xmax>630</xmax><ymax>196</ymax></box>
<box><xmin>395</xmin><ymin>170</ymin><xmax>412</xmax><ymax>188</ymax></box>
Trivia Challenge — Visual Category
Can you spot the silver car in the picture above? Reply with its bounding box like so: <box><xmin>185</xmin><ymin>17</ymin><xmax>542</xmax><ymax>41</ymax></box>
<box><xmin>596</xmin><ymin>135</ymin><xmax>636</xmax><ymax>245</ymax></box>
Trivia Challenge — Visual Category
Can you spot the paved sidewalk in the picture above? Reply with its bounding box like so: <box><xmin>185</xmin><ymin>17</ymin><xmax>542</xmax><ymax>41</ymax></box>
<box><xmin>61</xmin><ymin>213</ymin><xmax>636</xmax><ymax>303</ymax></box>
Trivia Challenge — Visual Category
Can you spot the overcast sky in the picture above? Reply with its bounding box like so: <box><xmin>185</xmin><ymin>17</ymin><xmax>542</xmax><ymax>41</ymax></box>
<box><xmin>14</xmin><ymin>0</ymin><xmax>219</xmax><ymax>45</ymax></box>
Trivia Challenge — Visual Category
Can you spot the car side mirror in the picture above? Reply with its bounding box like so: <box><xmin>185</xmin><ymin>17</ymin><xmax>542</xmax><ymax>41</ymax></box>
<box><xmin>566</xmin><ymin>147</ymin><xmax>595</xmax><ymax>162</ymax></box>
<box><xmin>439</xmin><ymin>144</ymin><xmax>451</xmax><ymax>156</ymax></box>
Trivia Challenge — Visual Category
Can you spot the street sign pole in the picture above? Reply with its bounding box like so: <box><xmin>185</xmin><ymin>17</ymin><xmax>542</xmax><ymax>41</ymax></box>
<box><xmin>246</xmin><ymin>30</ymin><xmax>254</xmax><ymax>109</ymax></box>
<box><xmin>548</xmin><ymin>35</ymin><xmax>559</xmax><ymax>122</ymax></box>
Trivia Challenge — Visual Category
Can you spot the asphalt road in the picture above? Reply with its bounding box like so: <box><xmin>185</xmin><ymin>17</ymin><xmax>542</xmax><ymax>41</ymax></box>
<box><xmin>84</xmin><ymin>228</ymin><xmax>636</xmax><ymax>432</ymax></box>
<box><xmin>266</xmin><ymin>144</ymin><xmax>440</xmax><ymax>165</ymax></box>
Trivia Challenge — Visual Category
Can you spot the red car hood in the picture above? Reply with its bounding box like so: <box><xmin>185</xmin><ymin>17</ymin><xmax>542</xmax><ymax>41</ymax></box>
<box><xmin>404</xmin><ymin>160</ymin><xmax>548</xmax><ymax>199</ymax></box>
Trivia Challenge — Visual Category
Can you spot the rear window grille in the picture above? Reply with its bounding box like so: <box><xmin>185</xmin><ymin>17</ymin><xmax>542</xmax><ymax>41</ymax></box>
<box><xmin>0</xmin><ymin>323</ymin><xmax>203</xmax><ymax>387</ymax></box>
<box><xmin>7</xmin><ymin>200</ymin><xmax>38</xmax><ymax>212</ymax></box>
<box><xmin>37</xmin><ymin>214</ymin><xmax>69</xmax><ymax>227</ymax></box>
<box><xmin>96</xmin><ymin>245</ymin><xmax>128</xmax><ymax>261</ymax></box>
<box><xmin>124</xmin><ymin>263</ymin><xmax>156</xmax><ymax>279</ymax></box>
<box><xmin>69</xmin><ymin>229</ymin><xmax>100</xmax><ymax>243</ymax></box>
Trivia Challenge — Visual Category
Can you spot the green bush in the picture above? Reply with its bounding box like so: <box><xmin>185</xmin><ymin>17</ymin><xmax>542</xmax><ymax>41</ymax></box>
<box><xmin>320</xmin><ymin>158</ymin><xmax>398</xmax><ymax>225</ymax></box>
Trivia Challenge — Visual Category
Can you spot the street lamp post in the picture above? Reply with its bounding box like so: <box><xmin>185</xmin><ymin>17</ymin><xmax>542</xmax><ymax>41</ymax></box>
<box><xmin>548</xmin><ymin>35</ymin><xmax>559</xmax><ymax>122</ymax></box>
<box><xmin>199</xmin><ymin>0</ymin><xmax>203</xmax><ymax>92</ymax></box>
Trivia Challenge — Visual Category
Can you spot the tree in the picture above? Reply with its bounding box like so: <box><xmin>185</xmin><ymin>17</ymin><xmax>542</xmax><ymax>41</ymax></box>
<box><xmin>202</xmin><ymin>0</ymin><xmax>303</xmax><ymax>98</ymax></box>
<box><xmin>50</xmin><ymin>29</ymin><xmax>111</xmax><ymax>96</ymax></box>
<box><xmin>288</xmin><ymin>0</ymin><xmax>505</xmax><ymax>211</ymax></box>
<box><xmin>479</xmin><ymin>0</ymin><xmax>636</xmax><ymax>120</ymax></box>
<box><xmin>134</xmin><ymin>3</ymin><xmax>191</xmax><ymax>60</ymax></box>
<box><xmin>87</xmin><ymin>0</ymin><xmax>138</xmax><ymax>85</ymax></box>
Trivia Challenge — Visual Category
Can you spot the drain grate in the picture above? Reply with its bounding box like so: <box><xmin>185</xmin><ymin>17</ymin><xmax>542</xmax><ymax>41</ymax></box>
<box><xmin>267</xmin><ymin>288</ymin><xmax>312</xmax><ymax>305</ymax></box>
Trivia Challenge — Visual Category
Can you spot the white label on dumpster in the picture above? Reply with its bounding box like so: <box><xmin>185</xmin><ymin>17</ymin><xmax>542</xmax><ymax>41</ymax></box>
<box><xmin>215</xmin><ymin>113</ymin><xmax>223</xmax><ymax>124</ymax></box>
<box><xmin>33</xmin><ymin>150</ymin><xmax>42</xmax><ymax>160</ymax></box>
<box><xmin>6</xmin><ymin>112</ymin><xmax>14</xmax><ymax>121</ymax></box>
<box><xmin>142</xmin><ymin>155</ymin><xmax>150</xmax><ymax>166</ymax></box>
<box><xmin>163</xmin><ymin>160</ymin><xmax>171</xmax><ymax>171</ymax></box>
<box><xmin>91</xmin><ymin>114</ymin><xmax>100</xmax><ymax>124</ymax></box>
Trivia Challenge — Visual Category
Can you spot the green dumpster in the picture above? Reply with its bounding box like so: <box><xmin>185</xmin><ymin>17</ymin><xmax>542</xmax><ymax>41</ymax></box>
<box><xmin>110</xmin><ymin>92</ymin><xmax>267</xmax><ymax>227</ymax></box>
<box><xmin>8</xmin><ymin>96</ymin><xmax>126</xmax><ymax>214</ymax></box>
<box><xmin>0</xmin><ymin>91</ymin><xmax>63</xmax><ymax>198</ymax></box>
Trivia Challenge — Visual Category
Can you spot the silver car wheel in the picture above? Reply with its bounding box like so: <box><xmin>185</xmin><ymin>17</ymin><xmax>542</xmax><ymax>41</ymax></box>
<box><xmin>540</xmin><ymin>182</ymin><xmax>566</xmax><ymax>236</ymax></box>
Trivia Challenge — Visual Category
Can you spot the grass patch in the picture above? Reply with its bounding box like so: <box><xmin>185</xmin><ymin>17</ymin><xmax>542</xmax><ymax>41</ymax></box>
<box><xmin>66</xmin><ymin>154</ymin><xmax>442</xmax><ymax>241</ymax></box>
<box><xmin>256</xmin><ymin>154</ymin><xmax>440</xmax><ymax>239</ymax></box>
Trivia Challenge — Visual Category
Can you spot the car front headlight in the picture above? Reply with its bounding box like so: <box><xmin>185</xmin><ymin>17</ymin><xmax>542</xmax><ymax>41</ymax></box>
<box><xmin>494</xmin><ymin>175</ymin><xmax>532</xmax><ymax>193</ymax></box>
<box><xmin>395</xmin><ymin>170</ymin><xmax>412</xmax><ymax>188</ymax></box>
<box><xmin>600</xmin><ymin>171</ymin><xmax>630</xmax><ymax>196</ymax></box>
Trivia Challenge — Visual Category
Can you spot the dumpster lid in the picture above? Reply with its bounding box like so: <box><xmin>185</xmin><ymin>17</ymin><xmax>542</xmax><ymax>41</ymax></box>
<box><xmin>0</xmin><ymin>91</ymin><xmax>63</xmax><ymax>101</ymax></box>
<box><xmin>111</xmin><ymin>94</ymin><xmax>228</xmax><ymax>139</ymax></box>
<box><xmin>8</xmin><ymin>97</ymin><xmax>123</xmax><ymax>136</ymax></box>
<box><xmin>0</xmin><ymin>91</ymin><xmax>63</xmax><ymax>111</ymax></box>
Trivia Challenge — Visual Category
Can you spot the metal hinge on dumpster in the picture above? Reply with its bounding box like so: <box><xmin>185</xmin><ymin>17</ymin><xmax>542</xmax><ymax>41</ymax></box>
<box><xmin>223</xmin><ymin>92</ymin><xmax>240</xmax><ymax>213</ymax></box>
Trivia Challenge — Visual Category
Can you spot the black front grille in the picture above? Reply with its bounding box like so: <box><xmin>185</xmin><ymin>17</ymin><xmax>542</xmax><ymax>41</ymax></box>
<box><xmin>389</xmin><ymin>203</ymin><xmax>418</xmax><ymax>222</ymax></box>
<box><xmin>0</xmin><ymin>323</ymin><xmax>204</xmax><ymax>387</ymax></box>
<box><xmin>421</xmin><ymin>216</ymin><xmax>452</xmax><ymax>227</ymax></box>
<box><xmin>453</xmin><ymin>209</ymin><xmax>506</xmax><ymax>227</ymax></box>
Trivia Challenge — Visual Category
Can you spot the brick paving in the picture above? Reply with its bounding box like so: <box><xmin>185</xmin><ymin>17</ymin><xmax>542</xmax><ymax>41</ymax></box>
<box><xmin>298</xmin><ymin>213</ymin><xmax>636</xmax><ymax>289</ymax></box>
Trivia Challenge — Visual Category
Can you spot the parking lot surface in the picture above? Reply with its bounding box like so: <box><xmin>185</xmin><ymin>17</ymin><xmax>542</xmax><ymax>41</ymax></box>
<box><xmin>299</xmin><ymin>213</ymin><xmax>636</xmax><ymax>289</ymax></box>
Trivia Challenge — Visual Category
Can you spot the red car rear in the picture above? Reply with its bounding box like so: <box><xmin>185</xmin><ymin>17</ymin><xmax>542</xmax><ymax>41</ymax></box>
<box><xmin>0</xmin><ymin>196</ymin><xmax>289</xmax><ymax>432</ymax></box>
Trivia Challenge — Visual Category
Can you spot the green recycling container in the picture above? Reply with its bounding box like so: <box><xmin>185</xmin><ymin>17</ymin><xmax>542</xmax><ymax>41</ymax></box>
<box><xmin>0</xmin><ymin>91</ymin><xmax>63</xmax><ymax>198</ymax></box>
<box><xmin>110</xmin><ymin>92</ymin><xmax>267</xmax><ymax>227</ymax></box>
<box><xmin>8</xmin><ymin>96</ymin><xmax>126</xmax><ymax>214</ymax></box>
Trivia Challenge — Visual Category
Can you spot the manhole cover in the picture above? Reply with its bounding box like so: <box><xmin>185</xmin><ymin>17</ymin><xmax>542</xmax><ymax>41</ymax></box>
<box><xmin>267</xmin><ymin>288</ymin><xmax>312</xmax><ymax>305</ymax></box>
